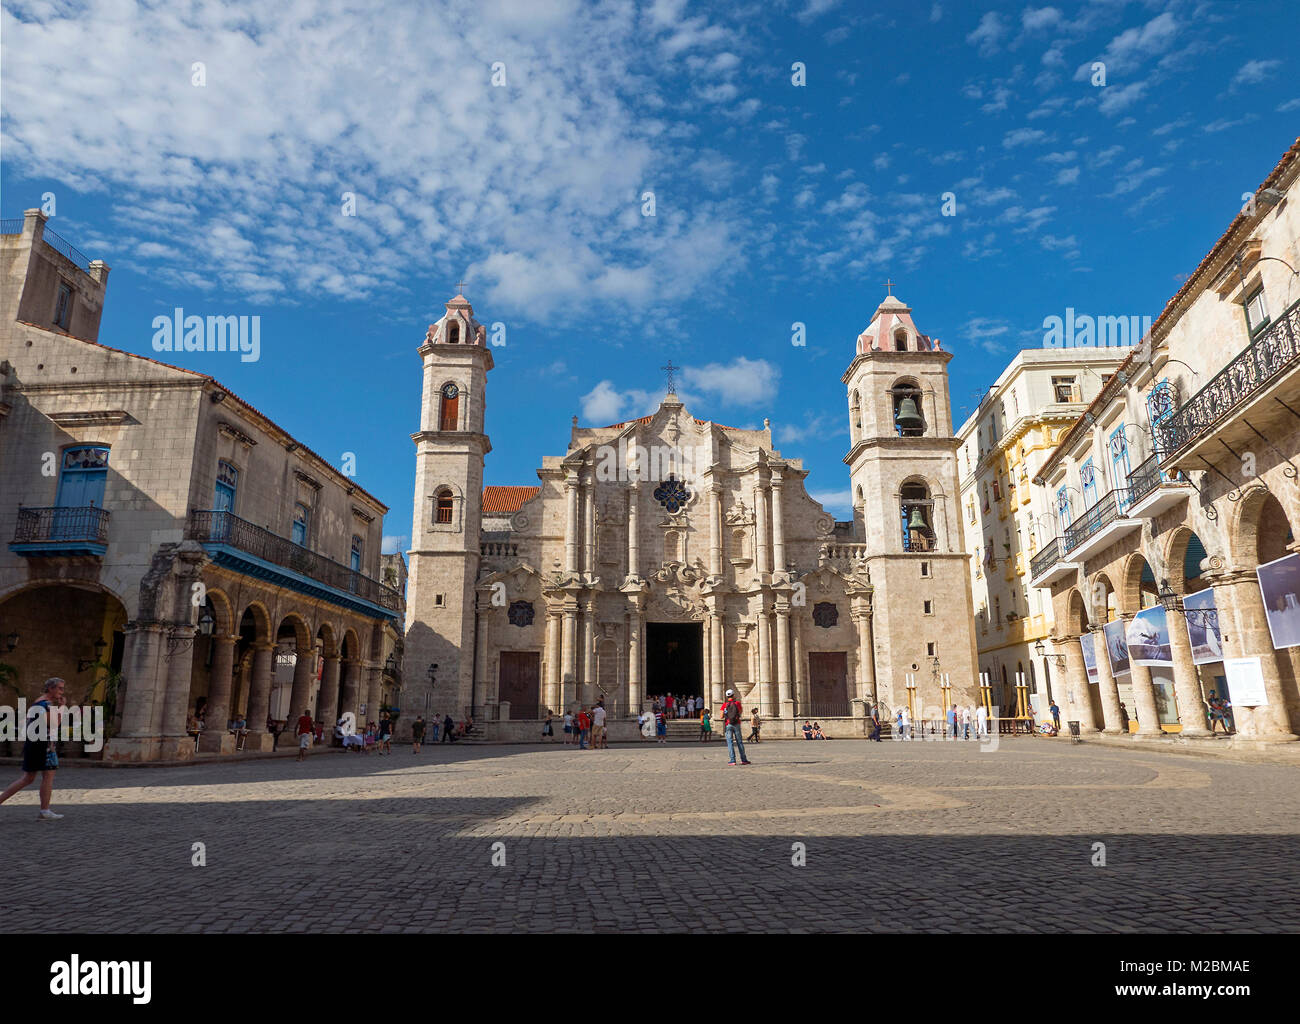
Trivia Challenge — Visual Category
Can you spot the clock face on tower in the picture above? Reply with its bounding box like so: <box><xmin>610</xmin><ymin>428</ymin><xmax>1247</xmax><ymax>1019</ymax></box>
<box><xmin>441</xmin><ymin>383</ymin><xmax>459</xmax><ymax>399</ymax></box>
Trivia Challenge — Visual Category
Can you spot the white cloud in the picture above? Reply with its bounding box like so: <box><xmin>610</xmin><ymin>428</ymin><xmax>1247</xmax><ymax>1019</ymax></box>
<box><xmin>1077</xmin><ymin>11</ymin><xmax>1178</xmax><ymax>79</ymax></box>
<box><xmin>930</xmin><ymin>4</ymin><xmax>943</xmax><ymax>24</ymax></box>
<box><xmin>1097</xmin><ymin>81</ymin><xmax>1147</xmax><ymax>116</ymax></box>
<box><xmin>809</xmin><ymin>489</ymin><xmax>854</xmax><ymax>517</ymax></box>
<box><xmin>777</xmin><ymin>412</ymin><xmax>846</xmax><ymax>445</ymax></box>
<box><xmin>581</xmin><ymin>380</ymin><xmax>632</xmax><ymax>423</ymax></box>
<box><xmin>1003</xmin><ymin>127</ymin><xmax>1050</xmax><ymax>148</ymax></box>
<box><xmin>381</xmin><ymin>535</ymin><xmax>408</xmax><ymax>554</ymax></box>
<box><xmin>1279</xmin><ymin>98</ymin><xmax>1300</xmax><ymax>113</ymax></box>
<box><xmin>1021</xmin><ymin>7</ymin><xmax>1062</xmax><ymax>33</ymax></box>
<box><xmin>1232</xmin><ymin>59</ymin><xmax>1282</xmax><ymax>90</ymax></box>
<box><xmin>967</xmin><ymin>12</ymin><xmax>1005</xmax><ymax>57</ymax></box>
<box><xmin>681</xmin><ymin>356</ymin><xmax>779</xmax><ymax>406</ymax></box>
<box><xmin>1054</xmin><ymin>166</ymin><xmax>1080</xmax><ymax>185</ymax></box>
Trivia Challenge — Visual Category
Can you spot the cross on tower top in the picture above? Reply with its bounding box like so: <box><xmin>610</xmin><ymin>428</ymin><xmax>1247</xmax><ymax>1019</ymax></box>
<box><xmin>455</xmin><ymin>280</ymin><xmax>467</xmax><ymax>296</ymax></box>
<box><xmin>883</xmin><ymin>278</ymin><xmax>896</xmax><ymax>296</ymax></box>
<box><xmin>661</xmin><ymin>359</ymin><xmax>679</xmax><ymax>393</ymax></box>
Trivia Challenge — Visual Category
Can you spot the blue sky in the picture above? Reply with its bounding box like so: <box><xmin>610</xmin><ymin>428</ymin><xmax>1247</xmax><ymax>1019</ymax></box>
<box><xmin>2</xmin><ymin>0</ymin><xmax>1296</xmax><ymax>554</ymax></box>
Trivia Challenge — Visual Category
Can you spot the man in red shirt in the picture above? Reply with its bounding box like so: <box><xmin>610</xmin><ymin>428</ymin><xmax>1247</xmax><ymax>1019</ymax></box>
<box><xmin>295</xmin><ymin>708</ymin><xmax>315</xmax><ymax>762</ymax></box>
<box><xmin>720</xmin><ymin>689</ymin><xmax>750</xmax><ymax>765</ymax></box>
<box><xmin>576</xmin><ymin>708</ymin><xmax>592</xmax><ymax>750</ymax></box>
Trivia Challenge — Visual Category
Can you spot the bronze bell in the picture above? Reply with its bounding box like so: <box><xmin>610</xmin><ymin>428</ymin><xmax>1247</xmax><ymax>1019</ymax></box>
<box><xmin>895</xmin><ymin>396</ymin><xmax>923</xmax><ymax>432</ymax></box>
<box><xmin>907</xmin><ymin>504</ymin><xmax>929</xmax><ymax>533</ymax></box>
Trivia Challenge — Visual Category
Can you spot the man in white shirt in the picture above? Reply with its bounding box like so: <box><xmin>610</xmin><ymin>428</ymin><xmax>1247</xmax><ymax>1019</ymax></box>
<box><xmin>900</xmin><ymin>706</ymin><xmax>911</xmax><ymax>741</ymax></box>
<box><xmin>976</xmin><ymin>703</ymin><xmax>988</xmax><ymax>737</ymax></box>
<box><xmin>591</xmin><ymin>701</ymin><xmax>607</xmax><ymax>749</ymax></box>
<box><xmin>563</xmin><ymin>710</ymin><xmax>575</xmax><ymax>745</ymax></box>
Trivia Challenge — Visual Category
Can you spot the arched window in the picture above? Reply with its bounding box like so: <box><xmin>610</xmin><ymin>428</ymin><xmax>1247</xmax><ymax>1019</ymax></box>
<box><xmin>895</xmin><ymin>329</ymin><xmax>908</xmax><ymax>351</ymax></box>
<box><xmin>439</xmin><ymin>383</ymin><xmax>459</xmax><ymax>431</ymax></box>
<box><xmin>891</xmin><ymin>379</ymin><xmax>924</xmax><ymax>437</ymax></box>
<box><xmin>900</xmin><ymin>481</ymin><xmax>934</xmax><ymax>552</ymax></box>
<box><xmin>446</xmin><ymin>320</ymin><xmax>460</xmax><ymax>344</ymax></box>
<box><xmin>850</xmin><ymin>390</ymin><xmax>861</xmax><ymax>437</ymax></box>
<box><xmin>435</xmin><ymin>489</ymin><xmax>454</xmax><ymax>524</ymax></box>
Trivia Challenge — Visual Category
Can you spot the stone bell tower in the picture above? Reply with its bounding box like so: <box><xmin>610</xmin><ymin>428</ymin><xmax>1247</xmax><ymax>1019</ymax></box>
<box><xmin>404</xmin><ymin>289</ymin><xmax>493</xmax><ymax>721</ymax></box>
<box><xmin>841</xmin><ymin>289</ymin><xmax>979</xmax><ymax>715</ymax></box>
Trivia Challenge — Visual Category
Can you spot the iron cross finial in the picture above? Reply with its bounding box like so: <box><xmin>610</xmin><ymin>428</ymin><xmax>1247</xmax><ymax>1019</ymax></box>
<box><xmin>455</xmin><ymin>280</ymin><xmax>467</xmax><ymax>295</ymax></box>
<box><xmin>662</xmin><ymin>359</ymin><xmax>678</xmax><ymax>392</ymax></box>
<box><xmin>884</xmin><ymin>278</ymin><xmax>896</xmax><ymax>296</ymax></box>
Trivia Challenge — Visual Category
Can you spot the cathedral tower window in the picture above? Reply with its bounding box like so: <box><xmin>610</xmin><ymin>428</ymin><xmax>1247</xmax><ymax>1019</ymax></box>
<box><xmin>436</xmin><ymin>489</ymin><xmax>454</xmax><ymax>524</ymax></box>
<box><xmin>900</xmin><ymin>481</ymin><xmax>934</xmax><ymax>552</ymax></box>
<box><xmin>446</xmin><ymin>320</ymin><xmax>460</xmax><ymax>344</ymax></box>
<box><xmin>890</xmin><ymin>379</ymin><xmax>925</xmax><ymax>437</ymax></box>
<box><xmin>439</xmin><ymin>383</ymin><xmax>459</xmax><ymax>431</ymax></box>
<box><xmin>895</xmin><ymin>328</ymin><xmax>908</xmax><ymax>351</ymax></box>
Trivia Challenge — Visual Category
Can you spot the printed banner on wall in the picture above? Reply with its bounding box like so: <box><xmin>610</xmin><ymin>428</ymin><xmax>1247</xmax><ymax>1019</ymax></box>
<box><xmin>1079</xmin><ymin>631</ymin><xmax>1099</xmax><ymax>683</ymax></box>
<box><xmin>1224</xmin><ymin>657</ymin><xmax>1269</xmax><ymax>706</ymax></box>
<box><xmin>1182</xmin><ymin>588</ymin><xmax>1223</xmax><ymax>665</ymax></box>
<box><xmin>1126</xmin><ymin>606</ymin><xmax>1173</xmax><ymax>667</ymax></box>
<box><xmin>1103</xmin><ymin>619</ymin><xmax>1130</xmax><ymax>676</ymax></box>
<box><xmin>1256</xmin><ymin>552</ymin><xmax>1300</xmax><ymax>650</ymax></box>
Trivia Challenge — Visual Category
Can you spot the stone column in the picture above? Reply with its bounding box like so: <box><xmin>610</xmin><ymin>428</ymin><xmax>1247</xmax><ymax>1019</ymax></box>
<box><xmin>1060</xmin><ymin>636</ymin><xmax>1097</xmax><ymax>732</ymax></box>
<box><xmin>583</xmin><ymin>472</ymin><xmax>595</xmax><ymax>575</ymax></box>
<box><xmin>1166</xmin><ymin>604</ymin><xmax>1210</xmax><ymax>737</ymax></box>
<box><xmin>757</xmin><ymin>607</ymin><xmax>773</xmax><ymax>712</ymax></box>
<box><xmin>775</xmin><ymin>604</ymin><xmax>792</xmax><ymax>709</ymax></box>
<box><xmin>581</xmin><ymin>599</ymin><xmax>596</xmax><ymax>707</ymax></box>
<box><xmin>793</xmin><ymin>613</ymin><xmax>807</xmax><ymax>708</ymax></box>
<box><xmin>339</xmin><ymin>658</ymin><xmax>360</xmax><ymax>719</ymax></box>
<box><xmin>201</xmin><ymin>634</ymin><xmax>238</xmax><ymax>743</ymax></box>
<box><xmin>855</xmin><ymin>610</ymin><xmax>876</xmax><ymax>704</ymax></box>
<box><xmin>544</xmin><ymin>611</ymin><xmax>561</xmax><ymax>711</ymax></box>
<box><xmin>754</xmin><ymin>481</ymin><xmax>770</xmax><ymax>576</ymax></box>
<box><xmin>709</xmin><ymin>485</ymin><xmax>723</xmax><ymax>577</ymax></box>
<box><xmin>246</xmin><ymin>643</ymin><xmax>275</xmax><ymax>731</ymax></box>
<box><xmin>1213</xmin><ymin>572</ymin><xmax>1299</xmax><ymax>741</ymax></box>
<box><xmin>1120</xmin><ymin>615</ymin><xmax>1162</xmax><ymax>736</ymax></box>
<box><xmin>710</xmin><ymin>611</ymin><xmax>724</xmax><ymax>705</ymax></box>
<box><xmin>1091</xmin><ymin>626</ymin><xmax>1124</xmax><ymax>735</ymax></box>
<box><xmin>288</xmin><ymin>645</ymin><xmax>315</xmax><ymax>721</ymax></box>
<box><xmin>628</xmin><ymin>602</ymin><xmax>644</xmax><ymax>712</ymax></box>
<box><xmin>475</xmin><ymin>598</ymin><xmax>493</xmax><ymax>707</ymax></box>
<box><xmin>770</xmin><ymin>469</ymin><xmax>786</xmax><ymax>574</ymax></box>
<box><xmin>564</xmin><ymin>470</ymin><xmax>580</xmax><ymax>574</ymax></box>
<box><xmin>627</xmin><ymin>483</ymin><xmax>639</xmax><ymax>578</ymax></box>
<box><xmin>160</xmin><ymin>627</ymin><xmax>199</xmax><ymax>745</ymax></box>
<box><xmin>561</xmin><ymin>605</ymin><xmax>578</xmax><ymax>712</ymax></box>
<box><xmin>317</xmin><ymin>654</ymin><xmax>342</xmax><ymax>725</ymax></box>
<box><xmin>702</xmin><ymin>615</ymin><xmax>712</xmax><ymax>695</ymax></box>
<box><xmin>365</xmin><ymin>665</ymin><xmax>382</xmax><ymax>720</ymax></box>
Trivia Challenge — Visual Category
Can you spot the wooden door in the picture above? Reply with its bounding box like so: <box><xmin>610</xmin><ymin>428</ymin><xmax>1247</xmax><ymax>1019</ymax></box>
<box><xmin>499</xmin><ymin>651</ymin><xmax>541</xmax><ymax>716</ymax></box>
<box><xmin>807</xmin><ymin>652</ymin><xmax>849</xmax><ymax>716</ymax></box>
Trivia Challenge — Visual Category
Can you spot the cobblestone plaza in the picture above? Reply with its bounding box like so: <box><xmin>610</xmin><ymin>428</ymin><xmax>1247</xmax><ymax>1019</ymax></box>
<box><xmin>5</xmin><ymin>738</ymin><xmax>1298</xmax><ymax>933</ymax></box>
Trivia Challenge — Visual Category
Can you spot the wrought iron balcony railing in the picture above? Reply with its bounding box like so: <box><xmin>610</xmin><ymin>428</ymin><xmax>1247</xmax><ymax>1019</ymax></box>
<box><xmin>1127</xmin><ymin>451</ymin><xmax>1189</xmax><ymax>506</ymax></box>
<box><xmin>1029</xmin><ymin>537</ymin><xmax>1061</xmax><ymax>580</ymax></box>
<box><xmin>1062</xmin><ymin>488</ymin><xmax>1132</xmax><ymax>554</ymax></box>
<box><xmin>12</xmin><ymin>506</ymin><xmax>111</xmax><ymax>545</ymax></box>
<box><xmin>189</xmin><ymin>510</ymin><xmax>400</xmax><ymax>611</ymax></box>
<box><xmin>1157</xmin><ymin>297</ymin><xmax>1300</xmax><ymax>456</ymax></box>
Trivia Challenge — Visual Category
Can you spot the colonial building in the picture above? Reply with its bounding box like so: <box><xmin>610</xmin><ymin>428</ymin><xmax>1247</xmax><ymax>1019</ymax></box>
<box><xmin>1030</xmin><ymin>137</ymin><xmax>1300</xmax><ymax>744</ymax></box>
<box><xmin>402</xmin><ymin>289</ymin><xmax>980</xmax><ymax>735</ymax></box>
<box><xmin>957</xmin><ymin>348</ymin><xmax>1128</xmax><ymax>723</ymax></box>
<box><xmin>0</xmin><ymin>209</ymin><xmax>401</xmax><ymax>760</ymax></box>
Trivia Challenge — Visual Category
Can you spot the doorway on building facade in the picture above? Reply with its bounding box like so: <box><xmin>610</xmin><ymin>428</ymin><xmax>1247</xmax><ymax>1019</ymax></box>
<box><xmin>499</xmin><ymin>651</ymin><xmax>541</xmax><ymax>717</ymax></box>
<box><xmin>807</xmin><ymin>652</ymin><xmax>849</xmax><ymax>717</ymax></box>
<box><xmin>645</xmin><ymin>621</ymin><xmax>703</xmax><ymax>709</ymax></box>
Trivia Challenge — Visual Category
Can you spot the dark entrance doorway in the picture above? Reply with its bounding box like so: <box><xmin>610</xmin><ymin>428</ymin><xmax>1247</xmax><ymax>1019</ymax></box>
<box><xmin>645</xmin><ymin>622</ymin><xmax>703</xmax><ymax>705</ymax></box>
<box><xmin>499</xmin><ymin>651</ymin><xmax>541</xmax><ymax>716</ymax></box>
<box><xmin>807</xmin><ymin>652</ymin><xmax>849</xmax><ymax>716</ymax></box>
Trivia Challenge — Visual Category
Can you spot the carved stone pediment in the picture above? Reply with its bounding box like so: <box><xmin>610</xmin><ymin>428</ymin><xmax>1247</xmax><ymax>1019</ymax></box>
<box><xmin>725</xmin><ymin>500</ymin><xmax>753</xmax><ymax>527</ymax></box>
<box><xmin>651</xmin><ymin>561</ymin><xmax>705</xmax><ymax>586</ymax></box>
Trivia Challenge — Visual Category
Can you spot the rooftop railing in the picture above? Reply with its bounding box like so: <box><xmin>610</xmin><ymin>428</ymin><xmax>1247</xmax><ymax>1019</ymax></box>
<box><xmin>41</xmin><ymin>226</ymin><xmax>92</xmax><ymax>271</ymax></box>
<box><xmin>1158</xmin><ymin>297</ymin><xmax>1300</xmax><ymax>457</ymax></box>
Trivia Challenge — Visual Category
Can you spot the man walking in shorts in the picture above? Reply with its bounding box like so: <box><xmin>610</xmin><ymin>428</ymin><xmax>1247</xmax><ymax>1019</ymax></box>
<box><xmin>411</xmin><ymin>715</ymin><xmax>426</xmax><ymax>753</ymax></box>
<box><xmin>0</xmin><ymin>678</ymin><xmax>67</xmax><ymax>820</ymax></box>
<box><xmin>295</xmin><ymin>708</ymin><xmax>315</xmax><ymax>761</ymax></box>
<box><xmin>591</xmin><ymin>699</ymin><xmax>607</xmax><ymax>749</ymax></box>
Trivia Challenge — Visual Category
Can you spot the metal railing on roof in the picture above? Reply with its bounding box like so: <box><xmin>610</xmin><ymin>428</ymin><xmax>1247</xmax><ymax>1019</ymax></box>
<box><xmin>0</xmin><ymin>219</ymin><xmax>25</xmax><ymax>235</ymax></box>
<box><xmin>1062</xmin><ymin>488</ymin><xmax>1131</xmax><ymax>554</ymax></box>
<box><xmin>41</xmin><ymin>227</ymin><xmax>92</xmax><ymax>271</ymax></box>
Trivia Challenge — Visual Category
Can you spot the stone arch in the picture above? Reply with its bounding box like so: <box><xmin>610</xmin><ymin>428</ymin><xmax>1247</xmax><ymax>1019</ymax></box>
<box><xmin>1088</xmin><ymin>570</ymin><xmax>1118</xmax><ymax>623</ymax></box>
<box><xmin>1064</xmin><ymin>587</ymin><xmax>1090</xmax><ymax>635</ymax></box>
<box><xmin>1232</xmin><ymin>485</ymin><xmax>1298</xmax><ymax>569</ymax></box>
<box><xmin>1118</xmin><ymin>551</ymin><xmax>1157</xmax><ymax>615</ymax></box>
<box><xmin>316</xmin><ymin>621</ymin><xmax>339</xmax><ymax>659</ymax></box>
<box><xmin>204</xmin><ymin>585</ymin><xmax>235</xmax><ymax>635</ymax></box>
<box><xmin>1161</xmin><ymin>524</ymin><xmax>1219</xmax><ymax>594</ymax></box>
<box><xmin>276</xmin><ymin>611</ymin><xmax>313</xmax><ymax>651</ymax></box>
<box><xmin>238</xmin><ymin>601</ymin><xmax>273</xmax><ymax>644</ymax></box>
<box><xmin>341</xmin><ymin>627</ymin><xmax>362</xmax><ymax>662</ymax></box>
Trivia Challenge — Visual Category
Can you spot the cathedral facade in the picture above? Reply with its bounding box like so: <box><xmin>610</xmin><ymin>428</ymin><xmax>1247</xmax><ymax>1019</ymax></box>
<box><xmin>402</xmin><ymin>290</ymin><xmax>979</xmax><ymax>733</ymax></box>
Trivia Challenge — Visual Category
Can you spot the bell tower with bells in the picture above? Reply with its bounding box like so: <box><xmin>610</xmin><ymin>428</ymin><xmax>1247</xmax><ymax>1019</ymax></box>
<box><xmin>841</xmin><ymin>283</ymin><xmax>979</xmax><ymax>712</ymax></box>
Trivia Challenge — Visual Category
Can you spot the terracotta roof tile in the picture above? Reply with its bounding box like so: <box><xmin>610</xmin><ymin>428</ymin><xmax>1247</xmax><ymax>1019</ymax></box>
<box><xmin>482</xmin><ymin>485</ymin><xmax>540</xmax><ymax>513</ymax></box>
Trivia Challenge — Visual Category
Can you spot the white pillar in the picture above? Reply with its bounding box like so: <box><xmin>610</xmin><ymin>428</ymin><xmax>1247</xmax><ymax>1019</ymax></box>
<box><xmin>771</xmin><ymin>469</ymin><xmax>786</xmax><ymax>574</ymax></box>
<box><xmin>627</xmin><ymin>483</ymin><xmax>639</xmax><ymax>578</ymax></box>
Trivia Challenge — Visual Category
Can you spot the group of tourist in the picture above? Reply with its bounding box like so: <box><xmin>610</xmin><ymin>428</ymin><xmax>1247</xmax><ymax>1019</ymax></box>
<box><xmin>556</xmin><ymin>700</ymin><xmax>609</xmax><ymax>749</ymax></box>
<box><xmin>646</xmin><ymin>693</ymin><xmax>704</xmax><ymax>718</ymax></box>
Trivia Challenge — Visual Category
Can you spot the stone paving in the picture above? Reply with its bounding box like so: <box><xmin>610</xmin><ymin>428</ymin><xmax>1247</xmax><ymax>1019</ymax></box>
<box><xmin>3</xmin><ymin>735</ymin><xmax>1298</xmax><ymax>933</ymax></box>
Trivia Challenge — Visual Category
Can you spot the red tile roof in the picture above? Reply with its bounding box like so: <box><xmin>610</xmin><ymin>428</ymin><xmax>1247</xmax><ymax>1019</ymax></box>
<box><xmin>482</xmin><ymin>485</ymin><xmax>540</xmax><ymax>513</ymax></box>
